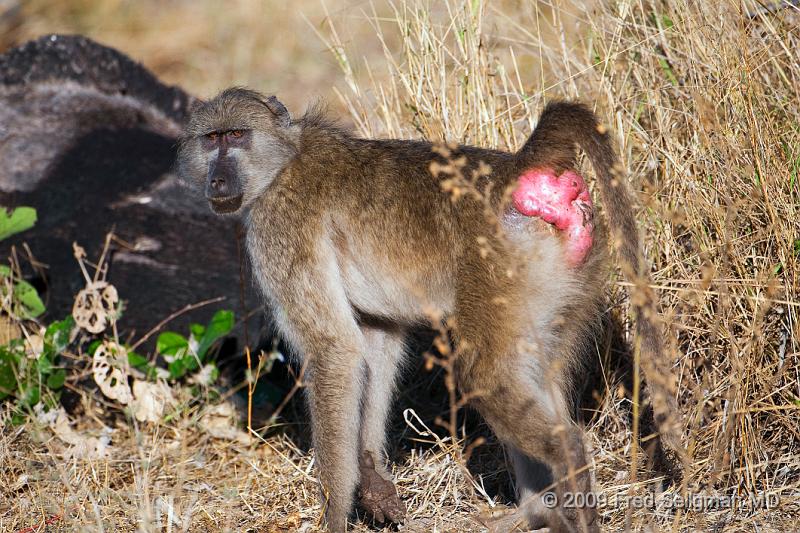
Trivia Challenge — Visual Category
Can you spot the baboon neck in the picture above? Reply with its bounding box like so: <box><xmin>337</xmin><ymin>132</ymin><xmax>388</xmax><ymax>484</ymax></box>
<box><xmin>297</xmin><ymin>111</ymin><xmax>354</xmax><ymax>150</ymax></box>
<box><xmin>292</xmin><ymin>111</ymin><xmax>368</xmax><ymax>179</ymax></box>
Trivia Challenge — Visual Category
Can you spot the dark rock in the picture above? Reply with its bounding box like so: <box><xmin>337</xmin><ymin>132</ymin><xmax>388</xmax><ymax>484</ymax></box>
<box><xmin>0</xmin><ymin>34</ymin><xmax>190</xmax><ymax>122</ymax></box>
<box><xmin>0</xmin><ymin>35</ymin><xmax>263</xmax><ymax>348</ymax></box>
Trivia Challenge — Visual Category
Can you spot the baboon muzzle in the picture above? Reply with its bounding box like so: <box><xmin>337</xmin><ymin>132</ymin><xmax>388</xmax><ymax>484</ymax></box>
<box><xmin>205</xmin><ymin>156</ymin><xmax>243</xmax><ymax>214</ymax></box>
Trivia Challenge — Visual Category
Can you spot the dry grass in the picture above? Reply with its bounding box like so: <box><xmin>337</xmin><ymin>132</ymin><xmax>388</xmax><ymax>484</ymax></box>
<box><xmin>2</xmin><ymin>0</ymin><xmax>800</xmax><ymax>531</ymax></box>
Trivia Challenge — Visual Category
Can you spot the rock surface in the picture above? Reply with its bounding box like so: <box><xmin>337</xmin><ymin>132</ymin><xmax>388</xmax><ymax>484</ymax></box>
<box><xmin>0</xmin><ymin>35</ymin><xmax>263</xmax><ymax>343</ymax></box>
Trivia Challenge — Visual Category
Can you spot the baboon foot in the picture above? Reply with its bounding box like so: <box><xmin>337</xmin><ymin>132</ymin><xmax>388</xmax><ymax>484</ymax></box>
<box><xmin>477</xmin><ymin>506</ymin><xmax>545</xmax><ymax>532</ymax></box>
<box><xmin>357</xmin><ymin>451</ymin><xmax>406</xmax><ymax>524</ymax></box>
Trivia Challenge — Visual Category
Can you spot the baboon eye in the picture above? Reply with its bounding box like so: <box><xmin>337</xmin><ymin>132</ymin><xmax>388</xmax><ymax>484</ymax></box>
<box><xmin>207</xmin><ymin>132</ymin><xmax>218</xmax><ymax>141</ymax></box>
<box><xmin>230</xmin><ymin>130</ymin><xmax>242</xmax><ymax>138</ymax></box>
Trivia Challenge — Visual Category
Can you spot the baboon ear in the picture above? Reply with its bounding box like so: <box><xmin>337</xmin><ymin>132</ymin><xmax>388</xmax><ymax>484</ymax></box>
<box><xmin>263</xmin><ymin>95</ymin><xmax>291</xmax><ymax>128</ymax></box>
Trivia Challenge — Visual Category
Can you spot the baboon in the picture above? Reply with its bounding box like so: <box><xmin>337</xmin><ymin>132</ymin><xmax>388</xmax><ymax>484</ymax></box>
<box><xmin>176</xmin><ymin>87</ymin><xmax>676</xmax><ymax>532</ymax></box>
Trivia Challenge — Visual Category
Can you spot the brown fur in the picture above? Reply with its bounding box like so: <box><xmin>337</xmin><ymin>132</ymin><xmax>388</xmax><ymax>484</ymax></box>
<box><xmin>175</xmin><ymin>88</ymin><xmax>677</xmax><ymax>533</ymax></box>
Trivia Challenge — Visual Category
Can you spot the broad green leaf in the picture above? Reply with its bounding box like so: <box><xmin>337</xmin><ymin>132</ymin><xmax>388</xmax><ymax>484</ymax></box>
<box><xmin>197</xmin><ymin>310</ymin><xmax>234</xmax><ymax>359</ymax></box>
<box><xmin>36</xmin><ymin>355</ymin><xmax>53</xmax><ymax>375</ymax></box>
<box><xmin>15</xmin><ymin>280</ymin><xmax>45</xmax><ymax>318</ymax></box>
<box><xmin>157</xmin><ymin>331</ymin><xmax>188</xmax><ymax>357</ymax></box>
<box><xmin>20</xmin><ymin>383</ymin><xmax>40</xmax><ymax>407</ymax></box>
<box><xmin>658</xmin><ymin>57</ymin><xmax>678</xmax><ymax>86</ymax></box>
<box><xmin>43</xmin><ymin>393</ymin><xmax>60</xmax><ymax>409</ymax></box>
<box><xmin>168</xmin><ymin>357</ymin><xmax>188</xmax><ymax>379</ymax></box>
<box><xmin>207</xmin><ymin>363</ymin><xmax>220</xmax><ymax>384</ymax></box>
<box><xmin>47</xmin><ymin>369</ymin><xmax>66</xmax><ymax>389</ymax></box>
<box><xmin>127</xmin><ymin>352</ymin><xmax>149</xmax><ymax>369</ymax></box>
<box><xmin>649</xmin><ymin>12</ymin><xmax>674</xmax><ymax>30</ymax></box>
<box><xmin>0</xmin><ymin>207</ymin><xmax>37</xmax><ymax>241</ymax></box>
<box><xmin>183</xmin><ymin>354</ymin><xmax>200</xmax><ymax>372</ymax></box>
<box><xmin>87</xmin><ymin>340</ymin><xmax>102</xmax><ymax>356</ymax></box>
<box><xmin>189</xmin><ymin>323</ymin><xmax>206</xmax><ymax>339</ymax></box>
<box><xmin>45</xmin><ymin>317</ymin><xmax>74</xmax><ymax>352</ymax></box>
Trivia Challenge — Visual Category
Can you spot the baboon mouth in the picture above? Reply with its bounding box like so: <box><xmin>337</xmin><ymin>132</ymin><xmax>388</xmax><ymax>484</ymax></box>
<box><xmin>208</xmin><ymin>194</ymin><xmax>243</xmax><ymax>214</ymax></box>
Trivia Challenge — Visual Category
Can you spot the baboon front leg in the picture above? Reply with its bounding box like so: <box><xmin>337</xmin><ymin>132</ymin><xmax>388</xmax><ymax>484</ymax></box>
<box><xmin>306</xmin><ymin>348</ymin><xmax>364</xmax><ymax>532</ymax></box>
<box><xmin>357</xmin><ymin>325</ymin><xmax>407</xmax><ymax>523</ymax></box>
<box><xmin>269</xmin><ymin>262</ymin><xmax>366</xmax><ymax>532</ymax></box>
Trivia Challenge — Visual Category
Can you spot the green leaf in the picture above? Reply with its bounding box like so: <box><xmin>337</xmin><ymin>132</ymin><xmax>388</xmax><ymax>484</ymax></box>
<box><xmin>0</xmin><ymin>348</ymin><xmax>17</xmax><ymax>400</ymax></box>
<box><xmin>20</xmin><ymin>383</ymin><xmax>40</xmax><ymax>407</ymax></box>
<box><xmin>207</xmin><ymin>363</ymin><xmax>220</xmax><ymax>384</ymax></box>
<box><xmin>0</xmin><ymin>206</ymin><xmax>37</xmax><ymax>241</ymax></box>
<box><xmin>197</xmin><ymin>310</ymin><xmax>234</xmax><ymax>359</ymax></box>
<box><xmin>14</xmin><ymin>280</ymin><xmax>45</xmax><ymax>318</ymax></box>
<box><xmin>189</xmin><ymin>323</ymin><xmax>206</xmax><ymax>339</ymax></box>
<box><xmin>187</xmin><ymin>353</ymin><xmax>202</xmax><ymax>372</ymax></box>
<box><xmin>168</xmin><ymin>357</ymin><xmax>188</xmax><ymax>380</ymax></box>
<box><xmin>43</xmin><ymin>392</ymin><xmax>60</xmax><ymax>409</ymax></box>
<box><xmin>87</xmin><ymin>339</ymin><xmax>102</xmax><ymax>356</ymax></box>
<box><xmin>649</xmin><ymin>12</ymin><xmax>674</xmax><ymax>30</ymax></box>
<box><xmin>36</xmin><ymin>355</ymin><xmax>53</xmax><ymax>375</ymax></box>
<box><xmin>47</xmin><ymin>369</ymin><xmax>66</xmax><ymax>389</ymax></box>
<box><xmin>658</xmin><ymin>57</ymin><xmax>678</xmax><ymax>86</ymax></box>
<box><xmin>127</xmin><ymin>351</ymin><xmax>149</xmax><ymax>369</ymax></box>
<box><xmin>157</xmin><ymin>331</ymin><xmax>189</xmax><ymax>357</ymax></box>
<box><xmin>45</xmin><ymin>317</ymin><xmax>74</xmax><ymax>352</ymax></box>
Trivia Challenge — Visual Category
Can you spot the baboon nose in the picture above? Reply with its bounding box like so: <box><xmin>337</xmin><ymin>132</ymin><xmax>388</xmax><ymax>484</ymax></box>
<box><xmin>210</xmin><ymin>178</ymin><xmax>227</xmax><ymax>193</ymax></box>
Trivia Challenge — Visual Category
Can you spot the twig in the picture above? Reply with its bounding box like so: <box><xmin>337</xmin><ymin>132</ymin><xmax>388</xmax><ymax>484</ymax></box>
<box><xmin>246</xmin><ymin>346</ymin><xmax>253</xmax><ymax>432</ymax></box>
<box><xmin>129</xmin><ymin>296</ymin><xmax>226</xmax><ymax>351</ymax></box>
<box><xmin>267</xmin><ymin>357</ymin><xmax>309</xmax><ymax>426</ymax></box>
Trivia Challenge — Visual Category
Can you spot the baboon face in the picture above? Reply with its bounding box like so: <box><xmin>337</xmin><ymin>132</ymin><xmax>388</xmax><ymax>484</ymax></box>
<box><xmin>176</xmin><ymin>88</ymin><xmax>298</xmax><ymax>215</ymax></box>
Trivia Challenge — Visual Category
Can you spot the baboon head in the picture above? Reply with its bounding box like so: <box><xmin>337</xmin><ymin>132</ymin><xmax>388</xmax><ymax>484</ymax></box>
<box><xmin>175</xmin><ymin>87</ymin><xmax>298</xmax><ymax>215</ymax></box>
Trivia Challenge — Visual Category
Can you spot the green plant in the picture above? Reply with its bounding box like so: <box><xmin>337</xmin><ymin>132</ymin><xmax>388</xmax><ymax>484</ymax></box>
<box><xmin>0</xmin><ymin>206</ymin><xmax>36</xmax><ymax>241</ymax></box>
<box><xmin>134</xmin><ymin>309</ymin><xmax>233</xmax><ymax>383</ymax></box>
<box><xmin>0</xmin><ymin>207</ymin><xmax>45</xmax><ymax>320</ymax></box>
<box><xmin>0</xmin><ymin>265</ymin><xmax>45</xmax><ymax>319</ymax></box>
<box><xmin>0</xmin><ymin>205</ymin><xmax>61</xmax><ymax>423</ymax></box>
<box><xmin>0</xmin><ymin>317</ymin><xmax>74</xmax><ymax>424</ymax></box>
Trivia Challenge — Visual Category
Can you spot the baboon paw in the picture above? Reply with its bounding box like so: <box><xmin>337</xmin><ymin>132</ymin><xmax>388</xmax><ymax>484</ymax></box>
<box><xmin>357</xmin><ymin>452</ymin><xmax>406</xmax><ymax>524</ymax></box>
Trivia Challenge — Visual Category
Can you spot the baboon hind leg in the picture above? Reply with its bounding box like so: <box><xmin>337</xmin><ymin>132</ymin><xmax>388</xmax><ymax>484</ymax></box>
<box><xmin>471</xmin><ymin>358</ymin><xmax>598</xmax><ymax>533</ymax></box>
<box><xmin>357</xmin><ymin>324</ymin><xmax>407</xmax><ymax>524</ymax></box>
<box><xmin>453</xmin><ymin>258</ymin><xmax>598</xmax><ymax>533</ymax></box>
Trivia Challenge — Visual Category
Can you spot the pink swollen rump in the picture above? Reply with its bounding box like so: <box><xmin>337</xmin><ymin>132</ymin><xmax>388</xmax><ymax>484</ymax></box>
<box><xmin>511</xmin><ymin>168</ymin><xmax>594</xmax><ymax>267</ymax></box>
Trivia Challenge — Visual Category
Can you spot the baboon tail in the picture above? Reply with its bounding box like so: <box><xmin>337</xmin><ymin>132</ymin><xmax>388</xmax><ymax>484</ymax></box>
<box><xmin>518</xmin><ymin>101</ymin><xmax>684</xmax><ymax>457</ymax></box>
